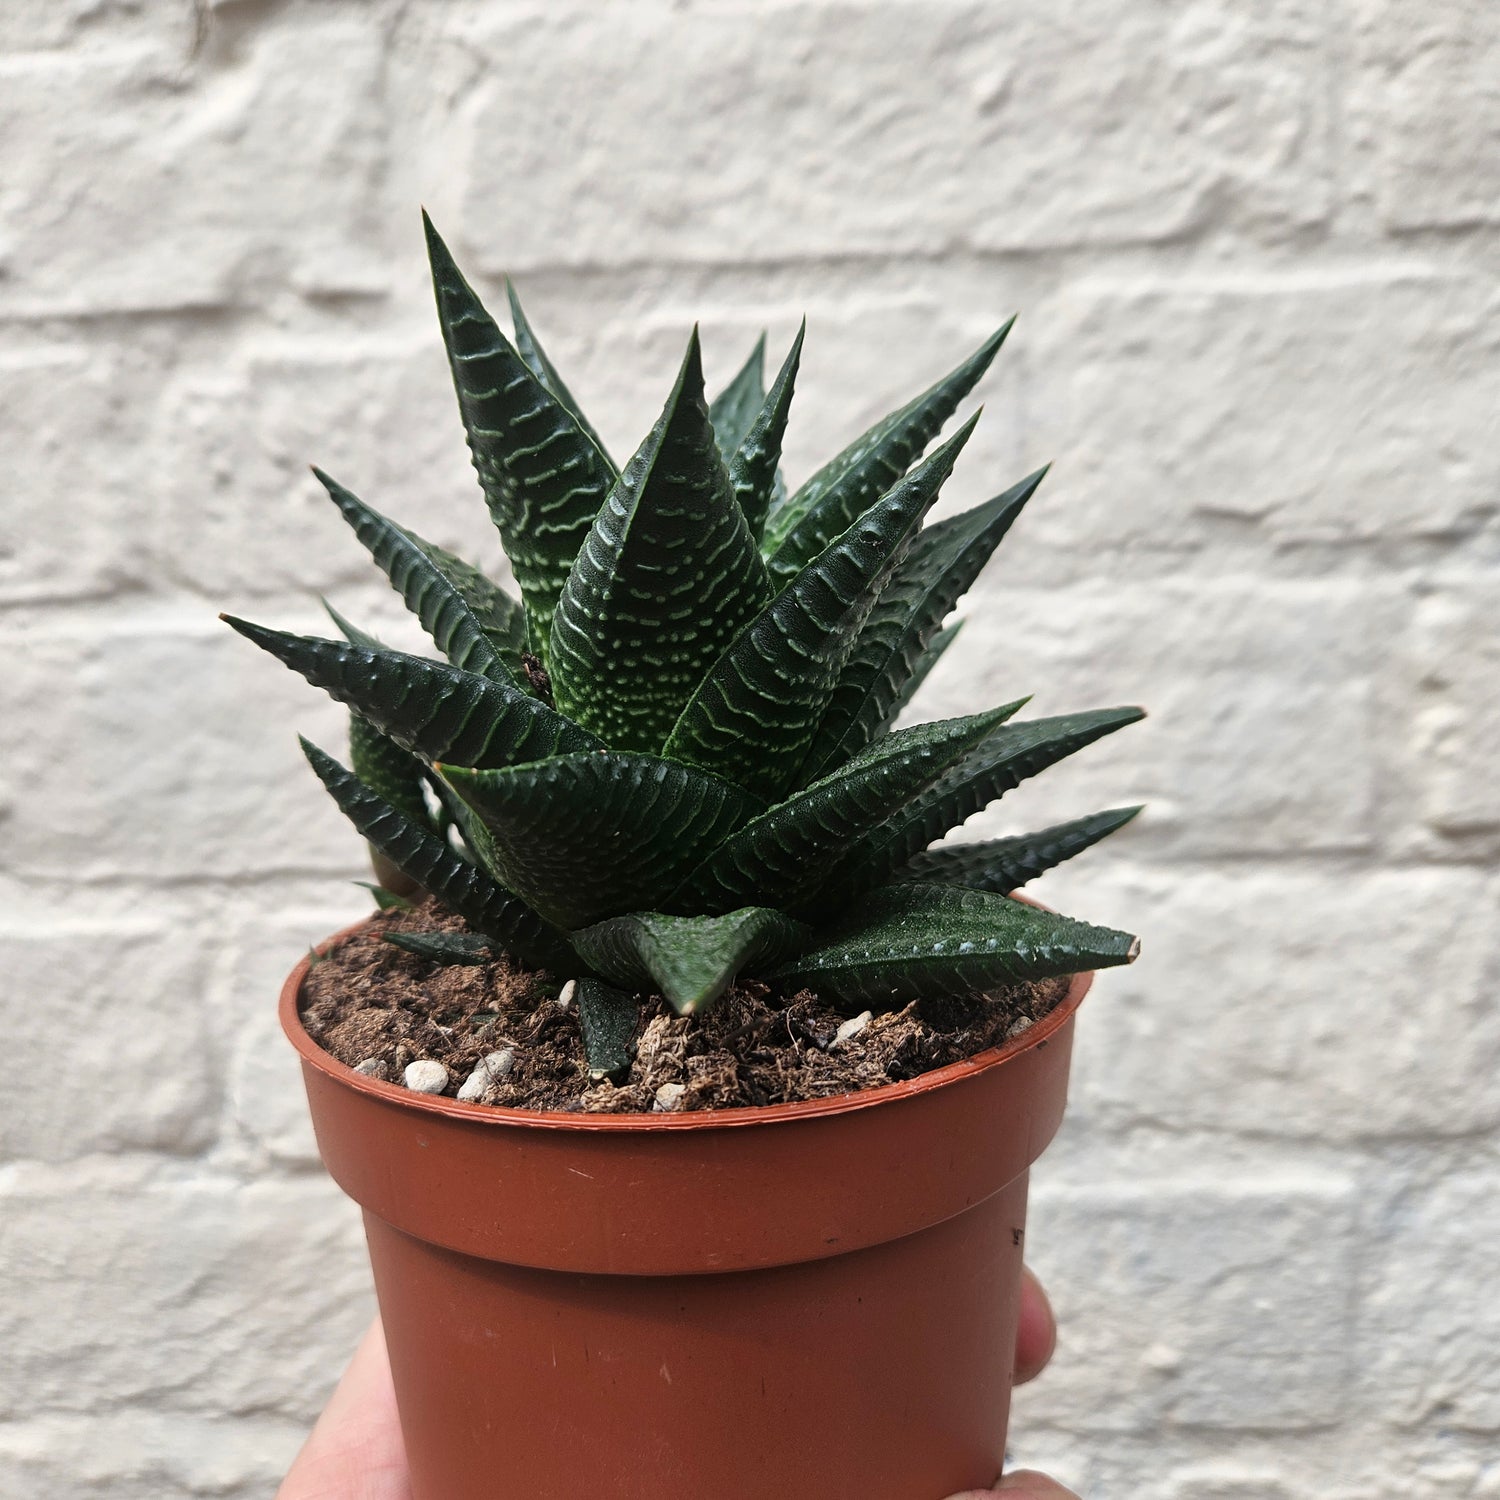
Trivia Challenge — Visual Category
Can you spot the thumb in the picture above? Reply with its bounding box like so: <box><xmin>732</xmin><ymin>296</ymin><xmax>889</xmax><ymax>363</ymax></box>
<box><xmin>994</xmin><ymin>1470</ymin><xmax>1081</xmax><ymax>1497</ymax></box>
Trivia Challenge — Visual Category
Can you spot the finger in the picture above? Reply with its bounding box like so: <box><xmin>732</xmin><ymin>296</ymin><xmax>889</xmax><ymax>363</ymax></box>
<box><xmin>277</xmin><ymin>1317</ymin><xmax>413</xmax><ymax>1500</ymax></box>
<box><xmin>1013</xmin><ymin>1266</ymin><xmax>1057</xmax><ymax>1386</ymax></box>
<box><xmin>945</xmin><ymin>1483</ymin><xmax>1080</xmax><ymax>1500</ymax></box>
<box><xmin>993</xmin><ymin>1470</ymin><xmax>1082</xmax><ymax>1496</ymax></box>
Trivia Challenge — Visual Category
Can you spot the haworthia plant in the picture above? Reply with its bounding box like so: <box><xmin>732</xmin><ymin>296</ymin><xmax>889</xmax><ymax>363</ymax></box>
<box><xmin>227</xmin><ymin>216</ymin><xmax>1143</xmax><ymax>1023</ymax></box>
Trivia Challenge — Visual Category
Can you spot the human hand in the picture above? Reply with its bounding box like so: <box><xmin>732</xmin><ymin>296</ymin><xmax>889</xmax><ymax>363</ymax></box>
<box><xmin>278</xmin><ymin>1266</ymin><xmax>1060</xmax><ymax>1499</ymax></box>
<box><xmin>947</xmin><ymin>1471</ymin><xmax>1079</xmax><ymax>1498</ymax></box>
<box><xmin>972</xmin><ymin>1474</ymin><xmax>1080</xmax><ymax>1497</ymax></box>
<box><xmin>276</xmin><ymin>1318</ymin><xmax>411</xmax><ymax>1500</ymax></box>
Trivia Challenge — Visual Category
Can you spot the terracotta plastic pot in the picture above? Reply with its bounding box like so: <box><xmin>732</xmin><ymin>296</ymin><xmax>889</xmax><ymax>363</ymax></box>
<box><xmin>281</xmin><ymin>924</ymin><xmax>1091</xmax><ymax>1500</ymax></box>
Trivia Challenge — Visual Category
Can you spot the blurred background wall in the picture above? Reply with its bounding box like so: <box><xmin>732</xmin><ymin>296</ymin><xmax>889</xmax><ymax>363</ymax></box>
<box><xmin>2</xmin><ymin>1</ymin><xmax>1498</xmax><ymax>1495</ymax></box>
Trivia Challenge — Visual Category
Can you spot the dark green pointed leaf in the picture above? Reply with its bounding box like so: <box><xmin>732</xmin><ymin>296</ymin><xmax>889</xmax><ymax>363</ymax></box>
<box><xmin>323</xmin><ymin>603</ymin><xmax>435</xmax><ymax>887</ymax></box>
<box><xmin>572</xmin><ymin>907</ymin><xmax>810</xmax><ymax>1016</ymax></box>
<box><xmin>505</xmin><ymin>278</ymin><xmax>612</xmax><ymax>464</ymax></box>
<box><xmin>886</xmin><ymin>619</ymin><xmax>962</xmax><ymax>725</ymax></box>
<box><xmin>438</xmin><ymin>752</ymin><xmax>766</xmax><ymax>930</ymax></box>
<box><xmin>674</xmin><ymin>701</ymin><xmax>1027</xmax><ymax>914</ymax></box>
<box><xmin>549</xmin><ymin>332</ymin><xmax>772</xmax><ymax>752</ymax></box>
<box><xmin>353</xmin><ymin>881</ymin><xmax>416</xmax><ymax>911</ymax></box>
<box><xmin>663</xmin><ymin>415</ymin><xmax>979</xmax><ymax>799</ymax></box>
<box><xmin>321</xmin><ymin>598</ymin><xmax>383</xmax><ymax>653</ymax></box>
<box><xmin>907</xmin><ymin>806</ymin><xmax>1144</xmax><ymax>892</ymax></box>
<box><xmin>425</xmin><ymin>214</ymin><xmax>617</xmax><ymax>660</ymax></box>
<box><xmin>225</xmin><ymin>617</ymin><xmax>599</xmax><ymax>769</ymax></box>
<box><xmin>577</xmin><ymin>978</ymin><xmax>640</xmax><ymax>1081</ymax></box>
<box><xmin>728</xmin><ymin>324</ymin><xmax>802</xmax><ymax>544</ymax></box>
<box><xmin>301</xmin><ymin>739</ymin><xmax>574</xmax><ymax>969</ymax></box>
<box><xmin>765</xmin><ymin>883</ymin><xmax>1138</xmax><ymax>1007</ymax></box>
<box><xmin>316</xmin><ymin>469</ymin><xmax>527</xmax><ymax>684</ymax></box>
<box><xmin>761</xmin><ymin>321</ymin><xmax>1012</xmax><ymax>587</ymax></box>
<box><xmin>348</xmin><ymin>709</ymin><xmax>432</xmax><ymax>829</ymax></box>
<box><xmin>799</xmin><ymin>468</ymin><xmax>1046</xmax><ymax>781</ymax></box>
<box><xmin>815</xmin><ymin>707</ymin><xmax>1146</xmax><ymax>913</ymax></box>
<box><xmin>384</xmin><ymin>930</ymin><xmax>495</xmax><ymax>965</ymax></box>
<box><xmin>708</xmin><ymin>333</ymin><xmax>766</xmax><ymax>459</ymax></box>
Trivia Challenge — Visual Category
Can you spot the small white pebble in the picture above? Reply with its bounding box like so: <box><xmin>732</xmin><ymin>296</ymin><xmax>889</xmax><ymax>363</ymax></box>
<box><xmin>353</xmin><ymin>1058</ymin><xmax>383</xmax><ymax>1077</ymax></box>
<box><xmin>403</xmin><ymin>1059</ymin><xmax>450</xmax><ymax>1094</ymax></box>
<box><xmin>1006</xmin><ymin>1015</ymin><xmax>1035</xmax><ymax>1039</ymax></box>
<box><xmin>652</xmin><ymin>1082</ymin><xmax>687</xmax><ymax>1113</ymax></box>
<box><xmin>556</xmin><ymin>979</ymin><xmax>577</xmax><ymax>1011</ymax></box>
<box><xmin>832</xmin><ymin>1010</ymin><xmax>873</xmax><ymax>1047</ymax></box>
<box><xmin>457</xmin><ymin>1048</ymin><xmax>517</xmax><ymax>1103</ymax></box>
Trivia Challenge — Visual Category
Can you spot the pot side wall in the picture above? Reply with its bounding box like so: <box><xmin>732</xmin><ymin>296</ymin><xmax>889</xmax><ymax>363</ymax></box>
<box><xmin>368</xmin><ymin>1176</ymin><xmax>1030</xmax><ymax>1500</ymax></box>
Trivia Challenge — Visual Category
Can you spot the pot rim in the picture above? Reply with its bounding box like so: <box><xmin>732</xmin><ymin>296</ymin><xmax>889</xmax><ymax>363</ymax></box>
<box><xmin>281</xmin><ymin>914</ymin><xmax>1093</xmax><ymax>1135</ymax></box>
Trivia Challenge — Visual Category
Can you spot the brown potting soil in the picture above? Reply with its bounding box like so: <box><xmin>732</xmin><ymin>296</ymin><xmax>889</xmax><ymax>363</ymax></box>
<box><xmin>300</xmin><ymin>898</ymin><xmax>1069</xmax><ymax>1113</ymax></box>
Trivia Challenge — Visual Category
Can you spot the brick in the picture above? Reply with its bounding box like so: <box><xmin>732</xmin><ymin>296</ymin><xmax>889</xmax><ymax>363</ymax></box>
<box><xmin>1019</xmin><ymin>275</ymin><xmax>1500</xmax><ymax>561</ymax></box>
<box><xmin>913</xmin><ymin>579</ymin><xmax>1387</xmax><ymax>858</ymax></box>
<box><xmin>459</xmin><ymin>0</ymin><xmax>1329</xmax><ymax>270</ymax></box>
<box><xmin>154</xmin><ymin>338</ymin><xmax>499</xmax><ymax>599</ymax></box>
<box><xmin>0</xmin><ymin>1411</ymin><xmax>301</xmax><ymax>1500</ymax></box>
<box><xmin>1020</xmin><ymin>1434</ymin><xmax>1497</xmax><ymax>1500</ymax></box>
<box><xmin>0</xmin><ymin>18</ymin><xmax>389</xmax><ymax>316</ymax></box>
<box><xmin>1065</xmin><ymin>867</ymin><xmax>1500</xmax><ymax>1141</ymax></box>
<box><xmin>0</xmin><ymin>1166</ymin><xmax>372</xmax><ymax>1421</ymax></box>
<box><xmin>0</xmin><ymin>347</ymin><xmax>156</xmax><ymax>605</ymax></box>
<box><xmin>0</xmin><ymin>922</ymin><xmax>217</xmax><ymax>1162</ymax></box>
<box><xmin>0</xmin><ymin>0</ymin><xmax>192</xmax><ymax>56</ymax></box>
<box><xmin>1350</xmin><ymin>0</ymin><xmax>1500</xmax><ymax>230</ymax></box>
<box><xmin>1010</xmin><ymin>1176</ymin><xmax>1355</xmax><ymax>1433</ymax></box>
<box><xmin>1161</xmin><ymin>1468</ymin><xmax>1301</xmax><ymax>1500</ymax></box>
<box><xmin>1</xmin><ymin>621</ymin><xmax>356</xmax><ymax>881</ymax></box>
<box><xmin>1360</xmin><ymin>1170</ymin><xmax>1500</xmax><ymax>1432</ymax></box>
<box><xmin>224</xmin><ymin>906</ymin><xmax>368</xmax><ymax>1168</ymax></box>
<box><xmin>1400</xmin><ymin>582</ymin><xmax>1500</xmax><ymax>838</ymax></box>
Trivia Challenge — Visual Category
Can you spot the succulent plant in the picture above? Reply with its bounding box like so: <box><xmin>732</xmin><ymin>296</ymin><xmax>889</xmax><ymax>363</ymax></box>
<box><xmin>225</xmin><ymin>215</ymin><xmax>1142</xmax><ymax>1061</ymax></box>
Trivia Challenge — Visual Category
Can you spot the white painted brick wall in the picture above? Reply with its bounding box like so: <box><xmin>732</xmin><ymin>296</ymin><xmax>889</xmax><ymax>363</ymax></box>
<box><xmin>2</xmin><ymin>2</ymin><xmax>1497</xmax><ymax>1495</ymax></box>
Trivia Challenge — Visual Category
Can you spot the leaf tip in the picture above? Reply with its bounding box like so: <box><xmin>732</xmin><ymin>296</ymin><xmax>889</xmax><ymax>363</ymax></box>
<box><xmin>933</xmin><ymin>408</ymin><xmax>983</xmax><ymax>467</ymax></box>
<box><xmin>309</xmin><ymin>465</ymin><xmax>345</xmax><ymax>501</ymax></box>
<box><xmin>422</xmin><ymin>211</ymin><xmax>464</xmax><ymax>283</ymax></box>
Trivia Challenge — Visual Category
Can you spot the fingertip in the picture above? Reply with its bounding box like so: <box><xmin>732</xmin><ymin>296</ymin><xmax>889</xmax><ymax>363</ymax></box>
<box><xmin>994</xmin><ymin>1469</ymin><xmax>1081</xmax><ymax>1497</ymax></box>
<box><xmin>1013</xmin><ymin>1266</ymin><xmax>1058</xmax><ymax>1386</ymax></box>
